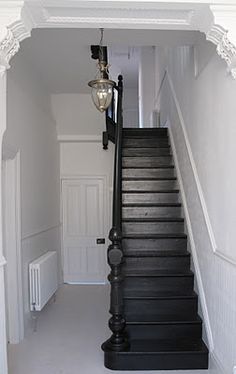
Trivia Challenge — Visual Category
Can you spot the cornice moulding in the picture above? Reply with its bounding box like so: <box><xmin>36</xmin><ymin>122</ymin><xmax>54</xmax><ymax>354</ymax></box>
<box><xmin>0</xmin><ymin>1</ymin><xmax>236</xmax><ymax>79</ymax></box>
<box><xmin>35</xmin><ymin>6</ymin><xmax>196</xmax><ymax>29</ymax></box>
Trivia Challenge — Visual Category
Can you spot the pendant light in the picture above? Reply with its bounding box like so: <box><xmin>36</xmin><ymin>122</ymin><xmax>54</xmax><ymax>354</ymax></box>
<box><xmin>88</xmin><ymin>29</ymin><xmax>115</xmax><ymax>113</ymax></box>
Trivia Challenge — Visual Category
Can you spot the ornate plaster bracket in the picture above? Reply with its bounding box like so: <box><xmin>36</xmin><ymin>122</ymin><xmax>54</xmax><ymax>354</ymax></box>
<box><xmin>0</xmin><ymin>2</ymin><xmax>34</xmax><ymax>71</ymax></box>
<box><xmin>205</xmin><ymin>6</ymin><xmax>236</xmax><ymax>79</ymax></box>
<box><xmin>206</xmin><ymin>24</ymin><xmax>236</xmax><ymax>79</ymax></box>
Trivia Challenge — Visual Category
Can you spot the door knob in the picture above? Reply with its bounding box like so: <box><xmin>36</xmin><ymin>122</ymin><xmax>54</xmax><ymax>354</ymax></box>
<box><xmin>96</xmin><ymin>238</ymin><xmax>105</xmax><ymax>244</ymax></box>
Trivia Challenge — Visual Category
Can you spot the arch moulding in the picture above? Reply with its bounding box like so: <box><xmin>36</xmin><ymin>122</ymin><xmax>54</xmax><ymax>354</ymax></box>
<box><xmin>0</xmin><ymin>1</ymin><xmax>236</xmax><ymax>77</ymax></box>
<box><xmin>0</xmin><ymin>1</ymin><xmax>236</xmax><ymax>373</ymax></box>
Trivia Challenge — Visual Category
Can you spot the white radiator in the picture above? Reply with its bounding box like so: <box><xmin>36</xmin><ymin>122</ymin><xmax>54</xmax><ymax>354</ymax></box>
<box><xmin>29</xmin><ymin>251</ymin><xmax>58</xmax><ymax>311</ymax></box>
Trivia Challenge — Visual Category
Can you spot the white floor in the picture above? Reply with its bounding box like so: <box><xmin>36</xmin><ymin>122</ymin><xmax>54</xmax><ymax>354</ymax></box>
<box><xmin>8</xmin><ymin>284</ymin><xmax>212</xmax><ymax>374</ymax></box>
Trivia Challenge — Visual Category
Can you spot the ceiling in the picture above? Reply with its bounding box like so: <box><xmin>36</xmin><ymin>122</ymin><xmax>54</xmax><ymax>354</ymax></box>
<box><xmin>13</xmin><ymin>28</ymin><xmax>204</xmax><ymax>94</ymax></box>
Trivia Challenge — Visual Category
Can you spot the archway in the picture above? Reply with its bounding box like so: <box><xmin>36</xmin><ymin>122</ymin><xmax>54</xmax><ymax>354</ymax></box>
<box><xmin>0</xmin><ymin>2</ymin><xmax>236</xmax><ymax>373</ymax></box>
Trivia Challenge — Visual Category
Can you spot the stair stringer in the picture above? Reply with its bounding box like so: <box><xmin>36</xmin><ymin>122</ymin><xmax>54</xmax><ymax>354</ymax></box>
<box><xmin>167</xmin><ymin>123</ymin><xmax>213</xmax><ymax>352</ymax></box>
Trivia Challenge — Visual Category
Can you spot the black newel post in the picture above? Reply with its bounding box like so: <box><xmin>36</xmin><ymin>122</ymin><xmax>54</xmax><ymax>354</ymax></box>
<box><xmin>102</xmin><ymin>76</ymin><xmax>129</xmax><ymax>352</ymax></box>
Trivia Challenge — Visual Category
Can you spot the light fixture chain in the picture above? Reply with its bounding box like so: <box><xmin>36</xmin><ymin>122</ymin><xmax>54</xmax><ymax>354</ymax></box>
<box><xmin>99</xmin><ymin>28</ymin><xmax>104</xmax><ymax>48</ymax></box>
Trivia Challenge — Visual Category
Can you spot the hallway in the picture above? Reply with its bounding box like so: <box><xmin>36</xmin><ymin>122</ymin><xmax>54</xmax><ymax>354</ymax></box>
<box><xmin>8</xmin><ymin>285</ymin><xmax>210</xmax><ymax>374</ymax></box>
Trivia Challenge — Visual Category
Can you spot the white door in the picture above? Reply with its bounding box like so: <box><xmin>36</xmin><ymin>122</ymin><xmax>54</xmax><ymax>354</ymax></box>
<box><xmin>62</xmin><ymin>178</ymin><xmax>107</xmax><ymax>284</ymax></box>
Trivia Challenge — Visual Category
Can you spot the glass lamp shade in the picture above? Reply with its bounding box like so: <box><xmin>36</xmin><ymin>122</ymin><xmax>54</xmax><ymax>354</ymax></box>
<box><xmin>88</xmin><ymin>78</ymin><xmax>115</xmax><ymax>112</ymax></box>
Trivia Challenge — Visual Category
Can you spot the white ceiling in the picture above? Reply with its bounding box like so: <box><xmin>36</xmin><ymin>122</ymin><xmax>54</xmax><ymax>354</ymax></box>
<box><xmin>13</xmin><ymin>28</ymin><xmax>204</xmax><ymax>93</ymax></box>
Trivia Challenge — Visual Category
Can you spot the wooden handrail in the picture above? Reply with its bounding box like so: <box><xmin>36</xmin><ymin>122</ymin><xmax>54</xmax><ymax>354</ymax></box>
<box><xmin>102</xmin><ymin>75</ymin><xmax>129</xmax><ymax>352</ymax></box>
<box><xmin>103</xmin><ymin>82</ymin><xmax>117</xmax><ymax>149</ymax></box>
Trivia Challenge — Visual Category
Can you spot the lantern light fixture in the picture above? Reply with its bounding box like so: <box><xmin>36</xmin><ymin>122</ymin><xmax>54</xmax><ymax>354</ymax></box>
<box><xmin>88</xmin><ymin>29</ymin><xmax>115</xmax><ymax>113</ymax></box>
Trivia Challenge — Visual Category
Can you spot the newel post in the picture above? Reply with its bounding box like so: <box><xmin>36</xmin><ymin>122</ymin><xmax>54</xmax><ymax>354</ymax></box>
<box><xmin>105</xmin><ymin>227</ymin><xmax>127</xmax><ymax>351</ymax></box>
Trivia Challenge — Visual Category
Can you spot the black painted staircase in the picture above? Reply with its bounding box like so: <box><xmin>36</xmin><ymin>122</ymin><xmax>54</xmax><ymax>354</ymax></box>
<box><xmin>103</xmin><ymin>128</ymin><xmax>209</xmax><ymax>370</ymax></box>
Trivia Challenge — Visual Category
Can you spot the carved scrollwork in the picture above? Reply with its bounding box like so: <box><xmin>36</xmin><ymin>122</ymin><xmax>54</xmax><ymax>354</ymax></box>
<box><xmin>206</xmin><ymin>24</ymin><xmax>236</xmax><ymax>79</ymax></box>
<box><xmin>217</xmin><ymin>33</ymin><xmax>236</xmax><ymax>66</ymax></box>
<box><xmin>0</xmin><ymin>3</ymin><xmax>33</xmax><ymax>70</ymax></box>
<box><xmin>0</xmin><ymin>28</ymin><xmax>20</xmax><ymax>69</ymax></box>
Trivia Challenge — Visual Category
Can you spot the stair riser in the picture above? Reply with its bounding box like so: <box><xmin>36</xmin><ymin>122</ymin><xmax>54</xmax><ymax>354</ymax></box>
<box><xmin>122</xmin><ymin>192</ymin><xmax>179</xmax><ymax>204</ymax></box>
<box><xmin>123</xmin><ymin>157</ymin><xmax>172</xmax><ymax>168</ymax></box>
<box><xmin>126</xmin><ymin>323</ymin><xmax>202</xmax><ymax>340</ymax></box>
<box><xmin>124</xmin><ymin>298</ymin><xmax>198</xmax><ymax>316</ymax></box>
<box><xmin>122</xmin><ymin>148</ymin><xmax>171</xmax><ymax>157</ymax></box>
<box><xmin>123</xmin><ymin>238</ymin><xmax>187</xmax><ymax>251</ymax></box>
<box><xmin>122</xmin><ymin>222</ymin><xmax>184</xmax><ymax>235</ymax></box>
<box><xmin>122</xmin><ymin>180</ymin><xmax>177</xmax><ymax>191</ymax></box>
<box><xmin>122</xmin><ymin>168</ymin><xmax>175</xmax><ymax>179</ymax></box>
<box><xmin>123</xmin><ymin>139</ymin><xmax>169</xmax><ymax>148</ymax></box>
<box><xmin>104</xmin><ymin>351</ymin><xmax>209</xmax><ymax>370</ymax></box>
<box><xmin>123</xmin><ymin>129</ymin><xmax>168</xmax><ymax>137</ymax></box>
<box><xmin>124</xmin><ymin>256</ymin><xmax>190</xmax><ymax>271</ymax></box>
<box><xmin>124</xmin><ymin>276</ymin><xmax>194</xmax><ymax>293</ymax></box>
<box><xmin>122</xmin><ymin>206</ymin><xmax>182</xmax><ymax>218</ymax></box>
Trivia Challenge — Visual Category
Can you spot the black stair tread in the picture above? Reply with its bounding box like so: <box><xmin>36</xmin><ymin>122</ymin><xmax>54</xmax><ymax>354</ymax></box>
<box><xmin>123</xmin><ymin>249</ymin><xmax>188</xmax><ymax>257</ymax></box>
<box><xmin>125</xmin><ymin>314</ymin><xmax>200</xmax><ymax>323</ymax></box>
<box><xmin>123</xmin><ymin>155</ymin><xmax>171</xmax><ymax>158</ymax></box>
<box><xmin>124</xmin><ymin>249</ymin><xmax>189</xmax><ymax>257</ymax></box>
<box><xmin>123</xmin><ymin>133</ymin><xmax>168</xmax><ymax>137</ymax></box>
<box><xmin>123</xmin><ymin>130</ymin><xmax>168</xmax><ymax>134</ymax></box>
<box><xmin>122</xmin><ymin>154</ymin><xmax>172</xmax><ymax>158</ymax></box>
<box><xmin>117</xmin><ymin>338</ymin><xmax>208</xmax><ymax>353</ymax></box>
<box><xmin>122</xmin><ymin>146</ymin><xmax>171</xmax><ymax>150</ymax></box>
<box><xmin>122</xmin><ymin>145</ymin><xmax>170</xmax><ymax>149</ymax></box>
<box><xmin>122</xmin><ymin>177</ymin><xmax>176</xmax><ymax>181</ymax></box>
<box><xmin>123</xmin><ymin>128</ymin><xmax>167</xmax><ymax>132</ymax></box>
<box><xmin>124</xmin><ymin>270</ymin><xmax>193</xmax><ymax>277</ymax></box>
<box><xmin>123</xmin><ymin>202</ymin><xmax>181</xmax><ymax>207</ymax></box>
<box><xmin>122</xmin><ymin>218</ymin><xmax>184</xmax><ymax>223</ymax></box>
<box><xmin>126</xmin><ymin>314</ymin><xmax>202</xmax><ymax>324</ymax></box>
<box><xmin>122</xmin><ymin>165</ymin><xmax>174</xmax><ymax>169</ymax></box>
<box><xmin>123</xmin><ymin>134</ymin><xmax>168</xmax><ymax>138</ymax></box>
<box><xmin>123</xmin><ymin>233</ymin><xmax>187</xmax><ymax>239</ymax></box>
<box><xmin>122</xmin><ymin>190</ymin><xmax>180</xmax><ymax>194</ymax></box>
<box><xmin>124</xmin><ymin>290</ymin><xmax>198</xmax><ymax>300</ymax></box>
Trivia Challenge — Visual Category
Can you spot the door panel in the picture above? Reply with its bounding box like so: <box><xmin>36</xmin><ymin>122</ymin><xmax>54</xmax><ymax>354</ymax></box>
<box><xmin>62</xmin><ymin>178</ymin><xmax>107</xmax><ymax>283</ymax></box>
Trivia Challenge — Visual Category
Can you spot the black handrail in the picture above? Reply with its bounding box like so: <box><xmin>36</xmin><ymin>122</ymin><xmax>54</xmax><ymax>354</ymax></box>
<box><xmin>103</xmin><ymin>86</ymin><xmax>116</xmax><ymax>149</ymax></box>
<box><xmin>102</xmin><ymin>75</ymin><xmax>129</xmax><ymax>352</ymax></box>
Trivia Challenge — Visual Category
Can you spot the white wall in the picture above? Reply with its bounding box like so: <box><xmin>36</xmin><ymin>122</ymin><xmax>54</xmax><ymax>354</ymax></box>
<box><xmin>52</xmin><ymin>93</ymin><xmax>114</xmax><ymax>222</ymax></box>
<box><xmin>123</xmin><ymin>87</ymin><xmax>139</xmax><ymax>128</ymax></box>
<box><xmin>52</xmin><ymin>93</ymin><xmax>115</xmax><ymax>227</ymax></box>
<box><xmin>156</xmin><ymin>42</ymin><xmax>236</xmax><ymax>374</ymax></box>
<box><xmin>139</xmin><ymin>46</ymin><xmax>156</xmax><ymax>127</ymax></box>
<box><xmin>51</xmin><ymin>94</ymin><xmax>105</xmax><ymax>136</ymax></box>
<box><xmin>3</xmin><ymin>52</ymin><xmax>60</xmax><ymax>335</ymax></box>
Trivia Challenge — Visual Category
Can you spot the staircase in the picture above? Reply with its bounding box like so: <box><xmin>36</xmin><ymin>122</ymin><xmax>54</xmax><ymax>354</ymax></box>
<box><xmin>103</xmin><ymin>127</ymin><xmax>209</xmax><ymax>370</ymax></box>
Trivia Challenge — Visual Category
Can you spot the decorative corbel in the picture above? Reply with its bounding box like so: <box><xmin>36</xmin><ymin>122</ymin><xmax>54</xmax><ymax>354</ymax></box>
<box><xmin>0</xmin><ymin>1</ymin><xmax>34</xmax><ymax>71</ymax></box>
<box><xmin>206</xmin><ymin>6</ymin><xmax>236</xmax><ymax>79</ymax></box>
